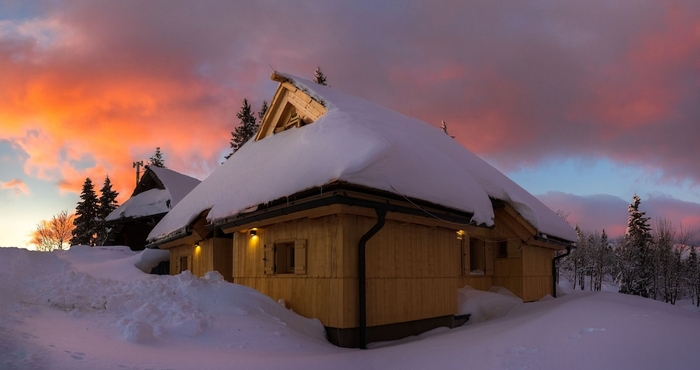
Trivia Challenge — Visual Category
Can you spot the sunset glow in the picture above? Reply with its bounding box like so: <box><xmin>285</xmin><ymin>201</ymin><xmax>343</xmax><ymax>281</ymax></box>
<box><xmin>1</xmin><ymin>1</ymin><xmax>699</xmax><ymax>248</ymax></box>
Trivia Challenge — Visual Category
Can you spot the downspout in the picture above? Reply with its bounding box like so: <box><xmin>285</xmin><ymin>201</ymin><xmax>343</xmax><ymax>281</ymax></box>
<box><xmin>358</xmin><ymin>207</ymin><xmax>387</xmax><ymax>349</ymax></box>
<box><xmin>552</xmin><ymin>245</ymin><xmax>573</xmax><ymax>298</ymax></box>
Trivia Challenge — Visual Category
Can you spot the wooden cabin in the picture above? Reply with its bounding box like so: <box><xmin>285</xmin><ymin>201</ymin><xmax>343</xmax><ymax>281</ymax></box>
<box><xmin>104</xmin><ymin>165</ymin><xmax>200</xmax><ymax>250</ymax></box>
<box><xmin>148</xmin><ymin>72</ymin><xmax>575</xmax><ymax>348</ymax></box>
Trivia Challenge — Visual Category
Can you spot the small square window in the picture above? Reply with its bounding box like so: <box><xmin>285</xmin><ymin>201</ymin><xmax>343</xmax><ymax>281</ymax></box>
<box><xmin>264</xmin><ymin>239</ymin><xmax>307</xmax><ymax>275</ymax></box>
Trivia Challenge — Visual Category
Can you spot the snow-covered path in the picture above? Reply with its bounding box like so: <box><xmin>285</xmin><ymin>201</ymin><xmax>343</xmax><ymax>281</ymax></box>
<box><xmin>2</xmin><ymin>247</ymin><xmax>699</xmax><ymax>370</ymax></box>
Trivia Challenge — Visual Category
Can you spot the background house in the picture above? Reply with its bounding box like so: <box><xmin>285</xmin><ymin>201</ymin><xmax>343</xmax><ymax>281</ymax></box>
<box><xmin>147</xmin><ymin>73</ymin><xmax>576</xmax><ymax>347</ymax></box>
<box><xmin>104</xmin><ymin>165</ymin><xmax>200</xmax><ymax>250</ymax></box>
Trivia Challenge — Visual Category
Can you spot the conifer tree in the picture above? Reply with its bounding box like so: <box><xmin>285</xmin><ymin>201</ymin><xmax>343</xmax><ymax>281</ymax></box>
<box><xmin>70</xmin><ymin>178</ymin><xmax>99</xmax><ymax>246</ymax></box>
<box><xmin>149</xmin><ymin>147</ymin><xmax>165</xmax><ymax>168</ymax></box>
<box><xmin>687</xmin><ymin>246</ymin><xmax>700</xmax><ymax>307</ymax></box>
<box><xmin>617</xmin><ymin>195</ymin><xmax>653</xmax><ymax>297</ymax></box>
<box><xmin>258</xmin><ymin>100</ymin><xmax>269</xmax><ymax>123</ymax></box>
<box><xmin>225</xmin><ymin>98</ymin><xmax>259</xmax><ymax>159</ymax></box>
<box><xmin>313</xmin><ymin>66</ymin><xmax>328</xmax><ymax>86</ymax></box>
<box><xmin>96</xmin><ymin>176</ymin><xmax>119</xmax><ymax>244</ymax></box>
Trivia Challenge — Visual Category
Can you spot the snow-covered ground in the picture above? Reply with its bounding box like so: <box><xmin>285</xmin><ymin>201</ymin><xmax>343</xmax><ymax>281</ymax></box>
<box><xmin>2</xmin><ymin>247</ymin><xmax>699</xmax><ymax>370</ymax></box>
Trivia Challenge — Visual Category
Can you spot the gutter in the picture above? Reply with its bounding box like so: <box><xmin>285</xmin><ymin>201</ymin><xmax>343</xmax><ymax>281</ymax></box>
<box><xmin>145</xmin><ymin>227</ymin><xmax>192</xmax><ymax>249</ymax></box>
<box><xmin>551</xmin><ymin>245</ymin><xmax>573</xmax><ymax>298</ymax></box>
<box><xmin>210</xmin><ymin>188</ymin><xmax>474</xmax><ymax>232</ymax></box>
<box><xmin>358</xmin><ymin>207</ymin><xmax>387</xmax><ymax>350</ymax></box>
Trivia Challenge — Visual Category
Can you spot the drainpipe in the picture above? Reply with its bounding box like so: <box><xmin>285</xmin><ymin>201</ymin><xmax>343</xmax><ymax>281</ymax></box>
<box><xmin>552</xmin><ymin>245</ymin><xmax>573</xmax><ymax>298</ymax></box>
<box><xmin>358</xmin><ymin>207</ymin><xmax>387</xmax><ymax>349</ymax></box>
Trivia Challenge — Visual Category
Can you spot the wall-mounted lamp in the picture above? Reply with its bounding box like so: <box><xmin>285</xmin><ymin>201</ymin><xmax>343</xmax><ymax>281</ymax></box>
<box><xmin>456</xmin><ymin>230</ymin><xmax>465</xmax><ymax>240</ymax></box>
<box><xmin>249</xmin><ymin>229</ymin><xmax>257</xmax><ymax>236</ymax></box>
<box><xmin>194</xmin><ymin>242</ymin><xmax>200</xmax><ymax>248</ymax></box>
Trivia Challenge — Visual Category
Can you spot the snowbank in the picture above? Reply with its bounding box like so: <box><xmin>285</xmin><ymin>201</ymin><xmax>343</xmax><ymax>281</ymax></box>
<box><xmin>3</xmin><ymin>247</ymin><xmax>700</xmax><ymax>370</ymax></box>
<box><xmin>457</xmin><ymin>285</ymin><xmax>523</xmax><ymax>323</ymax></box>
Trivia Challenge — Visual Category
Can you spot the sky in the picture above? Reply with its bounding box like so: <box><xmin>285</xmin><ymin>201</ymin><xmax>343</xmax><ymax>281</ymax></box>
<box><xmin>1</xmin><ymin>0</ymin><xmax>699</xmax><ymax>248</ymax></box>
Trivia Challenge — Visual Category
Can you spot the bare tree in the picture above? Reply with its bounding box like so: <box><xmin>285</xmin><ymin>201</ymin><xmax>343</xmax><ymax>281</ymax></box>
<box><xmin>31</xmin><ymin>211</ymin><xmax>75</xmax><ymax>251</ymax></box>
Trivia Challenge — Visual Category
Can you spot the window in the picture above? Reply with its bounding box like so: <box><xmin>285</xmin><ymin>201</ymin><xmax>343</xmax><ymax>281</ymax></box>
<box><xmin>497</xmin><ymin>240</ymin><xmax>508</xmax><ymax>258</ymax></box>
<box><xmin>275</xmin><ymin>241</ymin><xmax>295</xmax><ymax>274</ymax></box>
<box><xmin>264</xmin><ymin>239</ymin><xmax>307</xmax><ymax>275</ymax></box>
<box><xmin>179</xmin><ymin>255</ymin><xmax>190</xmax><ymax>273</ymax></box>
<box><xmin>469</xmin><ymin>237</ymin><xmax>485</xmax><ymax>274</ymax></box>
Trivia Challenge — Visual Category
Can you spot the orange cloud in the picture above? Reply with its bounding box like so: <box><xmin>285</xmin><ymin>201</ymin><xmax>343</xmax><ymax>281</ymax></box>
<box><xmin>0</xmin><ymin>178</ymin><xmax>30</xmax><ymax>196</ymax></box>
<box><xmin>0</xmin><ymin>11</ymin><xmax>254</xmax><ymax>203</ymax></box>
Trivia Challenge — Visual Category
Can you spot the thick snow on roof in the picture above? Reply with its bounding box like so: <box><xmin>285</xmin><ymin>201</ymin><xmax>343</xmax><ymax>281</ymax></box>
<box><xmin>147</xmin><ymin>166</ymin><xmax>201</xmax><ymax>205</ymax></box>
<box><xmin>106</xmin><ymin>167</ymin><xmax>200</xmax><ymax>221</ymax></box>
<box><xmin>149</xmin><ymin>74</ymin><xmax>575</xmax><ymax>242</ymax></box>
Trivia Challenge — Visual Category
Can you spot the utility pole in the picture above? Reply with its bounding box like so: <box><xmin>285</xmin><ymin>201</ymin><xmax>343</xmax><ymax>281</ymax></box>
<box><xmin>132</xmin><ymin>160</ymin><xmax>144</xmax><ymax>186</ymax></box>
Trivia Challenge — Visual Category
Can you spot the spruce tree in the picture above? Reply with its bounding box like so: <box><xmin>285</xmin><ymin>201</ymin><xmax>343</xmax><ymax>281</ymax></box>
<box><xmin>70</xmin><ymin>178</ymin><xmax>99</xmax><ymax>246</ymax></box>
<box><xmin>313</xmin><ymin>66</ymin><xmax>328</xmax><ymax>86</ymax></box>
<box><xmin>618</xmin><ymin>195</ymin><xmax>653</xmax><ymax>297</ymax></box>
<box><xmin>96</xmin><ymin>176</ymin><xmax>119</xmax><ymax>245</ymax></box>
<box><xmin>258</xmin><ymin>100</ymin><xmax>269</xmax><ymax>123</ymax></box>
<box><xmin>149</xmin><ymin>147</ymin><xmax>165</xmax><ymax>168</ymax></box>
<box><xmin>225</xmin><ymin>98</ymin><xmax>259</xmax><ymax>159</ymax></box>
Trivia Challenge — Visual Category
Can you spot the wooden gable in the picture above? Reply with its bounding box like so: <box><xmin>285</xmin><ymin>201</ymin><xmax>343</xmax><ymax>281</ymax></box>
<box><xmin>255</xmin><ymin>72</ymin><xmax>327</xmax><ymax>141</ymax></box>
<box><xmin>131</xmin><ymin>166</ymin><xmax>165</xmax><ymax>197</ymax></box>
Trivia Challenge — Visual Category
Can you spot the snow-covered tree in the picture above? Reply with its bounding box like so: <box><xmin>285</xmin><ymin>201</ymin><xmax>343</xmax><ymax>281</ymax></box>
<box><xmin>653</xmin><ymin>218</ymin><xmax>685</xmax><ymax>304</ymax></box>
<box><xmin>149</xmin><ymin>147</ymin><xmax>165</xmax><ymax>168</ymax></box>
<box><xmin>96</xmin><ymin>176</ymin><xmax>119</xmax><ymax>245</ymax></box>
<box><xmin>71</xmin><ymin>178</ymin><xmax>99</xmax><ymax>246</ymax></box>
<box><xmin>687</xmin><ymin>246</ymin><xmax>700</xmax><ymax>307</ymax></box>
<box><xmin>617</xmin><ymin>195</ymin><xmax>653</xmax><ymax>297</ymax></box>
<box><xmin>31</xmin><ymin>211</ymin><xmax>74</xmax><ymax>251</ymax></box>
<box><xmin>313</xmin><ymin>66</ymin><xmax>328</xmax><ymax>86</ymax></box>
<box><xmin>225</xmin><ymin>99</ymin><xmax>259</xmax><ymax>159</ymax></box>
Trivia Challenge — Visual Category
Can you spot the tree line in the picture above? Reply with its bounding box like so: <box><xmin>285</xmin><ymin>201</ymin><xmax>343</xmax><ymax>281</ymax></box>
<box><xmin>560</xmin><ymin>195</ymin><xmax>700</xmax><ymax>306</ymax></box>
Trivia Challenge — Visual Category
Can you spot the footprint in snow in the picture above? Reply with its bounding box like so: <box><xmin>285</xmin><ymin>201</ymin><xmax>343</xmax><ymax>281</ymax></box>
<box><xmin>507</xmin><ymin>346</ymin><xmax>538</xmax><ymax>355</ymax></box>
<box><xmin>573</xmin><ymin>327</ymin><xmax>606</xmax><ymax>337</ymax></box>
<box><xmin>64</xmin><ymin>350</ymin><xmax>86</xmax><ymax>360</ymax></box>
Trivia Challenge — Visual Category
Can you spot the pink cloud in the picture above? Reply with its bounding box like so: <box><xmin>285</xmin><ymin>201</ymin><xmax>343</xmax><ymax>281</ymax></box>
<box><xmin>0</xmin><ymin>178</ymin><xmax>30</xmax><ymax>196</ymax></box>
<box><xmin>0</xmin><ymin>1</ymin><xmax>698</xmax><ymax>206</ymax></box>
<box><xmin>538</xmin><ymin>191</ymin><xmax>700</xmax><ymax>240</ymax></box>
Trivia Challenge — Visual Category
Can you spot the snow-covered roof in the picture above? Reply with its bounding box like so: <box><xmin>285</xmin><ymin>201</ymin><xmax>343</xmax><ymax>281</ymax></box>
<box><xmin>149</xmin><ymin>73</ymin><xmax>576</xmax><ymax>242</ymax></box>
<box><xmin>106</xmin><ymin>167</ymin><xmax>200</xmax><ymax>221</ymax></box>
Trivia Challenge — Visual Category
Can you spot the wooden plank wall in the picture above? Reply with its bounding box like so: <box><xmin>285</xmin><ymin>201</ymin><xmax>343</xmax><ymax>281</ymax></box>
<box><xmin>521</xmin><ymin>245</ymin><xmax>556</xmax><ymax>301</ymax></box>
<box><xmin>168</xmin><ymin>238</ymin><xmax>232</xmax><ymax>280</ymax></box>
<box><xmin>229</xmin><ymin>208</ymin><xmax>560</xmax><ymax>329</ymax></box>
<box><xmin>342</xmin><ymin>215</ymin><xmax>461</xmax><ymax>327</ymax></box>
<box><xmin>169</xmin><ymin>244</ymin><xmax>194</xmax><ymax>275</ymax></box>
<box><xmin>211</xmin><ymin>237</ymin><xmax>233</xmax><ymax>282</ymax></box>
<box><xmin>233</xmin><ymin>214</ymin><xmax>348</xmax><ymax>327</ymax></box>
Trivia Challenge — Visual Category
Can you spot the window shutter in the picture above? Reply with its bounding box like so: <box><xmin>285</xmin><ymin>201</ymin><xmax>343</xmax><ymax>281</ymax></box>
<box><xmin>460</xmin><ymin>238</ymin><xmax>470</xmax><ymax>276</ymax></box>
<box><xmin>264</xmin><ymin>243</ymin><xmax>275</xmax><ymax>275</ymax></box>
<box><xmin>485</xmin><ymin>241</ymin><xmax>494</xmax><ymax>276</ymax></box>
<box><xmin>294</xmin><ymin>239</ymin><xmax>307</xmax><ymax>275</ymax></box>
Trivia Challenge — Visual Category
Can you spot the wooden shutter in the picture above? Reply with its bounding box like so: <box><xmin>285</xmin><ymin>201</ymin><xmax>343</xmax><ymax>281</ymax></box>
<box><xmin>294</xmin><ymin>239</ymin><xmax>307</xmax><ymax>275</ymax></box>
<box><xmin>460</xmin><ymin>238</ymin><xmax>470</xmax><ymax>276</ymax></box>
<box><xmin>264</xmin><ymin>243</ymin><xmax>275</xmax><ymax>275</ymax></box>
